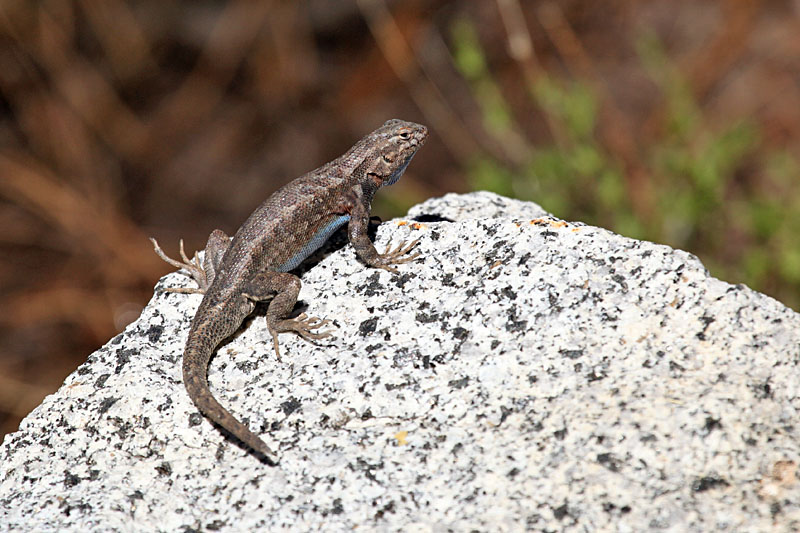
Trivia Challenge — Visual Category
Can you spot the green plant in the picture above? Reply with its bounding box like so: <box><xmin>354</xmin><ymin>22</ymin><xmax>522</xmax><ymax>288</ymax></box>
<box><xmin>448</xmin><ymin>19</ymin><xmax>800</xmax><ymax>309</ymax></box>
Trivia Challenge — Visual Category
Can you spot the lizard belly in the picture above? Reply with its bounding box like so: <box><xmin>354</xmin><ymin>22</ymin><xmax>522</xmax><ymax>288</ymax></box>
<box><xmin>277</xmin><ymin>214</ymin><xmax>351</xmax><ymax>272</ymax></box>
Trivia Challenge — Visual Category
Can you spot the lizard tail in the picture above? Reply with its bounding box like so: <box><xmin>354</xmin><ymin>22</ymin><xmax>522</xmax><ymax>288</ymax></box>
<box><xmin>183</xmin><ymin>362</ymin><xmax>278</xmax><ymax>463</ymax></box>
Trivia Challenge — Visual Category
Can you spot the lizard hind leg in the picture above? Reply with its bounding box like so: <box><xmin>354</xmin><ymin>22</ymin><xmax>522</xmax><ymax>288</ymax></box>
<box><xmin>242</xmin><ymin>271</ymin><xmax>332</xmax><ymax>359</ymax></box>
<box><xmin>150</xmin><ymin>230</ymin><xmax>231</xmax><ymax>293</ymax></box>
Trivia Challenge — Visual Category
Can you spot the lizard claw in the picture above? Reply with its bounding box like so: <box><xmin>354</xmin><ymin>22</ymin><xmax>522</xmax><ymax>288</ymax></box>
<box><xmin>150</xmin><ymin>237</ymin><xmax>208</xmax><ymax>293</ymax></box>
<box><xmin>269</xmin><ymin>313</ymin><xmax>334</xmax><ymax>359</ymax></box>
<box><xmin>373</xmin><ymin>238</ymin><xmax>421</xmax><ymax>272</ymax></box>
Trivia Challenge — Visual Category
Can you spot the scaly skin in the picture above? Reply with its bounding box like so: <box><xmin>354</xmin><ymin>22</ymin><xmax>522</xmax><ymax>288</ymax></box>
<box><xmin>151</xmin><ymin>119</ymin><xmax>428</xmax><ymax>462</ymax></box>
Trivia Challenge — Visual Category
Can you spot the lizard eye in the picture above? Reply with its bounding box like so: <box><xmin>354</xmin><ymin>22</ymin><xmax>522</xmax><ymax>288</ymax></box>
<box><xmin>398</xmin><ymin>130</ymin><xmax>411</xmax><ymax>140</ymax></box>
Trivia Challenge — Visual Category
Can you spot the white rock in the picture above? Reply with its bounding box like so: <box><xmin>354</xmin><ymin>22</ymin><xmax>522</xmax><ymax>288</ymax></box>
<box><xmin>2</xmin><ymin>192</ymin><xmax>799</xmax><ymax>531</ymax></box>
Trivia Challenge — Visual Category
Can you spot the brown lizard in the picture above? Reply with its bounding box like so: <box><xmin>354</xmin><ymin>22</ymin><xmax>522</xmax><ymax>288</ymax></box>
<box><xmin>151</xmin><ymin>119</ymin><xmax>428</xmax><ymax>463</ymax></box>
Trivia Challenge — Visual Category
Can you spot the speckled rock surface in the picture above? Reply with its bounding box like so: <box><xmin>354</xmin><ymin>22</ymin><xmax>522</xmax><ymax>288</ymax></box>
<box><xmin>2</xmin><ymin>191</ymin><xmax>799</xmax><ymax>532</ymax></box>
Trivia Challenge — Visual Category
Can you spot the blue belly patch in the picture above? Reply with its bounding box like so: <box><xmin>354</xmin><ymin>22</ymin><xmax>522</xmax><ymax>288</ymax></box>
<box><xmin>278</xmin><ymin>214</ymin><xmax>351</xmax><ymax>272</ymax></box>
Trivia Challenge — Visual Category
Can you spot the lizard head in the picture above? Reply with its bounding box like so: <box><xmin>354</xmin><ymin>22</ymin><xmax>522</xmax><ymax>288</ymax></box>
<box><xmin>365</xmin><ymin>119</ymin><xmax>428</xmax><ymax>188</ymax></box>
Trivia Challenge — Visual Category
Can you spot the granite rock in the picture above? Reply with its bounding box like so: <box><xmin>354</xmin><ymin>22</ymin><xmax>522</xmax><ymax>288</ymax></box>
<box><xmin>2</xmin><ymin>192</ymin><xmax>799</xmax><ymax>532</ymax></box>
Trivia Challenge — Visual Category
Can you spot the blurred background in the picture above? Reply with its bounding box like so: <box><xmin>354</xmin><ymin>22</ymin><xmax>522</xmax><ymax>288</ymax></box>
<box><xmin>1</xmin><ymin>0</ymin><xmax>799</xmax><ymax>441</ymax></box>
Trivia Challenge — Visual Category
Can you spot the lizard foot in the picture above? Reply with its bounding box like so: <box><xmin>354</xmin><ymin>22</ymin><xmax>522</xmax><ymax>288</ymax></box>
<box><xmin>373</xmin><ymin>238</ymin><xmax>421</xmax><ymax>273</ymax></box>
<box><xmin>269</xmin><ymin>313</ymin><xmax>333</xmax><ymax>358</ymax></box>
<box><xmin>150</xmin><ymin>237</ymin><xmax>208</xmax><ymax>294</ymax></box>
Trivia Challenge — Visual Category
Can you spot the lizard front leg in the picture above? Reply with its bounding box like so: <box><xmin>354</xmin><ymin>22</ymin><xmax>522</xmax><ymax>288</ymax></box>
<box><xmin>150</xmin><ymin>229</ymin><xmax>231</xmax><ymax>293</ymax></box>
<box><xmin>242</xmin><ymin>271</ymin><xmax>332</xmax><ymax>358</ymax></box>
<box><xmin>347</xmin><ymin>199</ymin><xmax>420</xmax><ymax>274</ymax></box>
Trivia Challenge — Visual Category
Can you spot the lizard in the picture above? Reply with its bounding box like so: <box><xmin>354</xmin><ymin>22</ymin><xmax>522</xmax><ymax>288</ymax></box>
<box><xmin>150</xmin><ymin>119</ymin><xmax>428</xmax><ymax>463</ymax></box>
